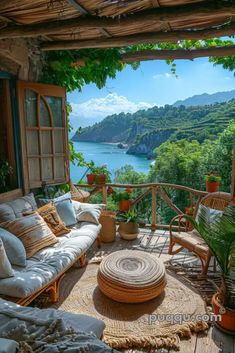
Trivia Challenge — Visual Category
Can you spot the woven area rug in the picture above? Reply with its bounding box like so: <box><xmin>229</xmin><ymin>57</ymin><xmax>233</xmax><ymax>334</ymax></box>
<box><xmin>51</xmin><ymin>262</ymin><xmax>208</xmax><ymax>351</ymax></box>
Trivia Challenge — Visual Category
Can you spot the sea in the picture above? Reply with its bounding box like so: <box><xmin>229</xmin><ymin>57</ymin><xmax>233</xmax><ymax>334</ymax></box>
<box><xmin>70</xmin><ymin>141</ymin><xmax>151</xmax><ymax>183</ymax></box>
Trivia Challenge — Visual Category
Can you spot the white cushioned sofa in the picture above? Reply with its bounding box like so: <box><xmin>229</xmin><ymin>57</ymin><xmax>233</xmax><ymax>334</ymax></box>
<box><xmin>0</xmin><ymin>193</ymin><xmax>102</xmax><ymax>305</ymax></box>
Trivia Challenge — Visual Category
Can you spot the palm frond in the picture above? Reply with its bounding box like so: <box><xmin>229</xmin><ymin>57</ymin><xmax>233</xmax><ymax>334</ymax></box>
<box><xmin>188</xmin><ymin>205</ymin><xmax>235</xmax><ymax>307</ymax></box>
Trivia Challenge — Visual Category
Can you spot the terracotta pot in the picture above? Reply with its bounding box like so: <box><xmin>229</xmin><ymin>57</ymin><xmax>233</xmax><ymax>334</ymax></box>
<box><xmin>86</xmin><ymin>173</ymin><xmax>96</xmax><ymax>185</ymax></box>
<box><xmin>212</xmin><ymin>292</ymin><xmax>235</xmax><ymax>334</ymax></box>
<box><xmin>118</xmin><ymin>221</ymin><xmax>139</xmax><ymax>240</ymax></box>
<box><xmin>206</xmin><ymin>181</ymin><xmax>219</xmax><ymax>193</ymax></box>
<box><xmin>96</xmin><ymin>174</ymin><xmax>106</xmax><ymax>184</ymax></box>
<box><xmin>118</xmin><ymin>199</ymin><xmax>132</xmax><ymax>212</ymax></box>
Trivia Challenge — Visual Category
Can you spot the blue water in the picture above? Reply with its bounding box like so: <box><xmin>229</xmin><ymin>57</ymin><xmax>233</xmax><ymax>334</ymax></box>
<box><xmin>70</xmin><ymin>141</ymin><xmax>151</xmax><ymax>183</ymax></box>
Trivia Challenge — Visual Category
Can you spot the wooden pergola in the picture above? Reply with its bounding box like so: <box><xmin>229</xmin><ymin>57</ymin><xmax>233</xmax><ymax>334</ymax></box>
<box><xmin>0</xmin><ymin>0</ymin><xmax>234</xmax><ymax>59</ymax></box>
<box><xmin>0</xmin><ymin>0</ymin><xmax>234</xmax><ymax>198</ymax></box>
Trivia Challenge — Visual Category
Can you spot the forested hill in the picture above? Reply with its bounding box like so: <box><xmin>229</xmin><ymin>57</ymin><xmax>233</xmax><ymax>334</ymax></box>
<box><xmin>173</xmin><ymin>89</ymin><xmax>235</xmax><ymax>107</ymax></box>
<box><xmin>72</xmin><ymin>99</ymin><xmax>235</xmax><ymax>158</ymax></box>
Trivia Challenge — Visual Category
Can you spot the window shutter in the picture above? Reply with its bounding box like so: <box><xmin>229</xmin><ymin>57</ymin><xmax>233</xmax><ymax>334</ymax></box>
<box><xmin>17</xmin><ymin>81</ymin><xmax>69</xmax><ymax>192</ymax></box>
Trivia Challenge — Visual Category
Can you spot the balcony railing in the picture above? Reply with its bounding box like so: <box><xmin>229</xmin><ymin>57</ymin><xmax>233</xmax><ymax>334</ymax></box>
<box><xmin>76</xmin><ymin>182</ymin><xmax>208</xmax><ymax>230</ymax></box>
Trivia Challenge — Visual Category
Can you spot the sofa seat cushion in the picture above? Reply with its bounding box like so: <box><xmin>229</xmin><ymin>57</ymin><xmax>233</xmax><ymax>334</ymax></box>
<box><xmin>0</xmin><ymin>194</ymin><xmax>37</xmax><ymax>223</ymax></box>
<box><xmin>0</xmin><ymin>298</ymin><xmax>105</xmax><ymax>338</ymax></box>
<box><xmin>171</xmin><ymin>230</ymin><xmax>210</xmax><ymax>257</ymax></box>
<box><xmin>0</xmin><ymin>222</ymin><xmax>101</xmax><ymax>298</ymax></box>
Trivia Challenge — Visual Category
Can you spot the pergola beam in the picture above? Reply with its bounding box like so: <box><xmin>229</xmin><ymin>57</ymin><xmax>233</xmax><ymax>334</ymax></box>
<box><xmin>71</xmin><ymin>45</ymin><xmax>235</xmax><ymax>67</ymax></box>
<box><xmin>0</xmin><ymin>1</ymin><xmax>234</xmax><ymax>39</ymax></box>
<box><xmin>41</xmin><ymin>24</ymin><xmax>235</xmax><ymax>51</ymax></box>
<box><xmin>121</xmin><ymin>45</ymin><xmax>235</xmax><ymax>62</ymax></box>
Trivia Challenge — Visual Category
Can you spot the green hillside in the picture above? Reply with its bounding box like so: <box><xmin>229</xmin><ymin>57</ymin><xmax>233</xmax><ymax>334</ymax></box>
<box><xmin>72</xmin><ymin>99</ymin><xmax>235</xmax><ymax>158</ymax></box>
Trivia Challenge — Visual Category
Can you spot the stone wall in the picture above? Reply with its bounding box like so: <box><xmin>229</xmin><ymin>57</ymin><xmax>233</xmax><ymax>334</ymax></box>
<box><xmin>0</xmin><ymin>38</ymin><xmax>43</xmax><ymax>81</ymax></box>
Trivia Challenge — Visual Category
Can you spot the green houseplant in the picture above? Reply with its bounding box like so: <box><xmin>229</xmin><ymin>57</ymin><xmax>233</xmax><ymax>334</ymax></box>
<box><xmin>189</xmin><ymin>204</ymin><xmax>235</xmax><ymax>333</ymax></box>
<box><xmin>111</xmin><ymin>188</ymin><xmax>132</xmax><ymax>212</ymax></box>
<box><xmin>117</xmin><ymin>209</ymin><xmax>139</xmax><ymax>240</ymax></box>
<box><xmin>86</xmin><ymin>161</ymin><xmax>111</xmax><ymax>185</ymax></box>
<box><xmin>205</xmin><ymin>173</ymin><xmax>221</xmax><ymax>193</ymax></box>
<box><xmin>0</xmin><ymin>160</ymin><xmax>13</xmax><ymax>193</ymax></box>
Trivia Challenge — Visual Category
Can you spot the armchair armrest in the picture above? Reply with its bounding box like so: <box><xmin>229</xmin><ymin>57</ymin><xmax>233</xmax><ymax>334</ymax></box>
<box><xmin>169</xmin><ymin>213</ymin><xmax>195</xmax><ymax>239</ymax></box>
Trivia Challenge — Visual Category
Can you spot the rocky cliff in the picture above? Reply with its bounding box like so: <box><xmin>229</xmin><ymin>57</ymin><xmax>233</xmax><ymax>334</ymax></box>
<box><xmin>126</xmin><ymin>129</ymin><xmax>176</xmax><ymax>158</ymax></box>
<box><xmin>72</xmin><ymin>99</ymin><xmax>235</xmax><ymax>158</ymax></box>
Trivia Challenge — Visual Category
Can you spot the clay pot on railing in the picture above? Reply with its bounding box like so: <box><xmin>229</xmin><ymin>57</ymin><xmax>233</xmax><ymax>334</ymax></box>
<box><xmin>86</xmin><ymin>173</ymin><xmax>96</xmax><ymax>185</ymax></box>
<box><xmin>118</xmin><ymin>199</ymin><xmax>132</xmax><ymax>212</ymax></box>
<box><xmin>96</xmin><ymin>174</ymin><xmax>106</xmax><ymax>184</ymax></box>
<box><xmin>206</xmin><ymin>181</ymin><xmax>219</xmax><ymax>193</ymax></box>
<box><xmin>205</xmin><ymin>174</ymin><xmax>221</xmax><ymax>193</ymax></box>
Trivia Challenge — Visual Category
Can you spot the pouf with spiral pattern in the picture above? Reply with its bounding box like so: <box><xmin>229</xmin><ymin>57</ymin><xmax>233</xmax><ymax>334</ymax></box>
<box><xmin>97</xmin><ymin>250</ymin><xmax>166</xmax><ymax>303</ymax></box>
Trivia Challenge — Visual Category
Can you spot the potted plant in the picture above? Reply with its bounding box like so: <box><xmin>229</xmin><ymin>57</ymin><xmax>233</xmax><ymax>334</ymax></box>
<box><xmin>189</xmin><ymin>205</ymin><xmax>235</xmax><ymax>333</ymax></box>
<box><xmin>117</xmin><ymin>209</ymin><xmax>139</xmax><ymax>240</ymax></box>
<box><xmin>86</xmin><ymin>162</ymin><xmax>111</xmax><ymax>185</ymax></box>
<box><xmin>205</xmin><ymin>173</ymin><xmax>221</xmax><ymax>193</ymax></box>
<box><xmin>93</xmin><ymin>165</ymin><xmax>111</xmax><ymax>184</ymax></box>
<box><xmin>112</xmin><ymin>188</ymin><xmax>132</xmax><ymax>211</ymax></box>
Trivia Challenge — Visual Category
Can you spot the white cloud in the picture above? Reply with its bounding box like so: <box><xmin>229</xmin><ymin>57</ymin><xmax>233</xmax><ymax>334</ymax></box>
<box><xmin>153</xmin><ymin>72</ymin><xmax>172</xmax><ymax>79</ymax></box>
<box><xmin>70</xmin><ymin>93</ymin><xmax>154</xmax><ymax>121</ymax></box>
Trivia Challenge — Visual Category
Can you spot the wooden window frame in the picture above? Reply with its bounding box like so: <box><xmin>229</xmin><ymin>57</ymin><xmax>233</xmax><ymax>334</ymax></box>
<box><xmin>17</xmin><ymin>81</ymin><xmax>69</xmax><ymax>193</ymax></box>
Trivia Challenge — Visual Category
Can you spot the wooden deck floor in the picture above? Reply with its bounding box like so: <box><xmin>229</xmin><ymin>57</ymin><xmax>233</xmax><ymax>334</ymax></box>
<box><xmin>86</xmin><ymin>229</ymin><xmax>234</xmax><ymax>353</ymax></box>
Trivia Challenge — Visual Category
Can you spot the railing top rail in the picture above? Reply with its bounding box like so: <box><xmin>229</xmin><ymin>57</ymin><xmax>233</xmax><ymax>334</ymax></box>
<box><xmin>75</xmin><ymin>182</ymin><xmax>208</xmax><ymax>196</ymax></box>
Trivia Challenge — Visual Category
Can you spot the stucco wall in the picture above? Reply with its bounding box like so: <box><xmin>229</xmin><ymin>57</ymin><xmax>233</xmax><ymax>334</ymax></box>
<box><xmin>0</xmin><ymin>38</ymin><xmax>43</xmax><ymax>81</ymax></box>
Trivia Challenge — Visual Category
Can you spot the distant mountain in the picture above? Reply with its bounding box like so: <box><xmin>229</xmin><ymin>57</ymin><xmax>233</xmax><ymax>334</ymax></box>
<box><xmin>72</xmin><ymin>99</ymin><xmax>235</xmax><ymax>158</ymax></box>
<box><xmin>173</xmin><ymin>90</ymin><xmax>235</xmax><ymax>107</ymax></box>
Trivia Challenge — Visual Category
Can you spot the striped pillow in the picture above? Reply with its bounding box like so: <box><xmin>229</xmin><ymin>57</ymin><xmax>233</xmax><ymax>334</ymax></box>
<box><xmin>1</xmin><ymin>213</ymin><xmax>58</xmax><ymax>258</ymax></box>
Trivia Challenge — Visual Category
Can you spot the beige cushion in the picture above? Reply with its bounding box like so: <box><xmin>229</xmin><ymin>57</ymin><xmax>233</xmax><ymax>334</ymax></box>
<box><xmin>72</xmin><ymin>200</ymin><xmax>104</xmax><ymax>225</ymax></box>
<box><xmin>172</xmin><ymin>230</ymin><xmax>210</xmax><ymax>256</ymax></box>
<box><xmin>0</xmin><ymin>239</ymin><xmax>14</xmax><ymax>279</ymax></box>
<box><xmin>1</xmin><ymin>213</ymin><xmax>58</xmax><ymax>258</ymax></box>
<box><xmin>0</xmin><ymin>193</ymin><xmax>37</xmax><ymax>223</ymax></box>
<box><xmin>37</xmin><ymin>203</ymin><xmax>71</xmax><ymax>236</ymax></box>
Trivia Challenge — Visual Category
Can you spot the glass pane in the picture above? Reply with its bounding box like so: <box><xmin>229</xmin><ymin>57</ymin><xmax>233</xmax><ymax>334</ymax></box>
<box><xmin>46</xmin><ymin>96</ymin><xmax>63</xmax><ymax>127</ymax></box>
<box><xmin>41</xmin><ymin>131</ymin><xmax>52</xmax><ymax>154</ymax></box>
<box><xmin>27</xmin><ymin>131</ymin><xmax>39</xmax><ymax>155</ymax></box>
<box><xmin>54</xmin><ymin>130</ymin><xmax>64</xmax><ymax>153</ymax></box>
<box><xmin>41</xmin><ymin>158</ymin><xmax>53</xmax><ymax>180</ymax></box>
<box><xmin>28</xmin><ymin>158</ymin><xmax>40</xmax><ymax>182</ymax></box>
<box><xmin>54</xmin><ymin>157</ymin><xmax>65</xmax><ymax>179</ymax></box>
<box><xmin>40</xmin><ymin>98</ymin><xmax>51</xmax><ymax>127</ymax></box>
<box><xmin>25</xmin><ymin>89</ymin><xmax>37</xmax><ymax>127</ymax></box>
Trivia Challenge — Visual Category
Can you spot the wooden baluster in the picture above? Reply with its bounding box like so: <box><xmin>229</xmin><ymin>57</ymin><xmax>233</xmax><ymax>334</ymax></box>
<box><xmin>102</xmin><ymin>185</ymin><xmax>107</xmax><ymax>207</ymax></box>
<box><xmin>151</xmin><ymin>186</ymin><xmax>157</xmax><ymax>229</ymax></box>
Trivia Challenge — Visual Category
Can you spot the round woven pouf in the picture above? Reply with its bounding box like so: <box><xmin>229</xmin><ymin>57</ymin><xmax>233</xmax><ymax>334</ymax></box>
<box><xmin>97</xmin><ymin>250</ymin><xmax>166</xmax><ymax>303</ymax></box>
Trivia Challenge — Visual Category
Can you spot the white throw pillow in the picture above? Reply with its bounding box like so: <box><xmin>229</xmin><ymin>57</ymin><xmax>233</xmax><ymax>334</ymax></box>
<box><xmin>0</xmin><ymin>239</ymin><xmax>14</xmax><ymax>279</ymax></box>
<box><xmin>72</xmin><ymin>201</ymin><xmax>105</xmax><ymax>225</ymax></box>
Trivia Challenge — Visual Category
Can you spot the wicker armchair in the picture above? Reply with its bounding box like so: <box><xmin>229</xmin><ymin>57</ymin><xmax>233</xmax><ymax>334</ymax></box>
<box><xmin>168</xmin><ymin>192</ymin><xmax>231</xmax><ymax>275</ymax></box>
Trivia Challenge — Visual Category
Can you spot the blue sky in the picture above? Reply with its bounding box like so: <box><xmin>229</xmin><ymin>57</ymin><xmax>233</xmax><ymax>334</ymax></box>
<box><xmin>68</xmin><ymin>57</ymin><xmax>235</xmax><ymax>130</ymax></box>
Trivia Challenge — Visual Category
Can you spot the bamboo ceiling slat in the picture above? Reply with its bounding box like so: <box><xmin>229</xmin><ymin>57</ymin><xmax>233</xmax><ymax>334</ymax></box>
<box><xmin>49</xmin><ymin>28</ymin><xmax>104</xmax><ymax>41</ymax></box>
<box><xmin>0</xmin><ymin>1</ymin><xmax>79</xmax><ymax>25</ymax></box>
<box><xmin>156</xmin><ymin>0</ymin><xmax>204</xmax><ymax>5</ymax></box>
<box><xmin>105</xmin><ymin>23</ymin><xmax>164</xmax><ymax>37</ymax></box>
<box><xmin>0</xmin><ymin>0</ymin><xmax>233</xmax><ymax>47</ymax></box>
